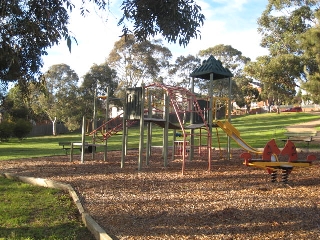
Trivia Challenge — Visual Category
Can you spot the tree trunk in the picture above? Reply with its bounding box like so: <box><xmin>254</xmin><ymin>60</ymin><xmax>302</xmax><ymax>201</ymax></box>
<box><xmin>52</xmin><ymin>117</ymin><xmax>57</xmax><ymax>136</ymax></box>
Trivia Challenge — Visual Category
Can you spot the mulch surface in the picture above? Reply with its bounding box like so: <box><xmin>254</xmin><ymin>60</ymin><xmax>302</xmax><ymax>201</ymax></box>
<box><xmin>1</xmin><ymin>148</ymin><xmax>320</xmax><ymax>239</ymax></box>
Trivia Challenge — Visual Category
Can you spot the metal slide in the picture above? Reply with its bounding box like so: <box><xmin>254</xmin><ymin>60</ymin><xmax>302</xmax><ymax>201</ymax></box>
<box><xmin>216</xmin><ymin>121</ymin><xmax>262</xmax><ymax>155</ymax></box>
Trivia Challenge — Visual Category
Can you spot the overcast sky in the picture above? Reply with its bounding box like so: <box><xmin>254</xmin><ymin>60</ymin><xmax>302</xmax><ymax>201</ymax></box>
<box><xmin>42</xmin><ymin>0</ymin><xmax>269</xmax><ymax>79</ymax></box>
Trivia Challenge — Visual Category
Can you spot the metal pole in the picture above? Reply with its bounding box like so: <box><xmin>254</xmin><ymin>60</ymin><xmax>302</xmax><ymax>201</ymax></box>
<box><xmin>163</xmin><ymin>93</ymin><xmax>169</xmax><ymax>167</ymax></box>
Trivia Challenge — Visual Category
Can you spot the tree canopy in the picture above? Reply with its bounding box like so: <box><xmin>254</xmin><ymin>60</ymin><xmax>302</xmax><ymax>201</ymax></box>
<box><xmin>32</xmin><ymin>64</ymin><xmax>80</xmax><ymax>133</ymax></box>
<box><xmin>1</xmin><ymin>0</ymin><xmax>71</xmax><ymax>89</ymax></box>
<box><xmin>108</xmin><ymin>35</ymin><xmax>172</xmax><ymax>88</ymax></box>
<box><xmin>169</xmin><ymin>55</ymin><xmax>201</xmax><ymax>89</ymax></box>
<box><xmin>118</xmin><ymin>0</ymin><xmax>204</xmax><ymax>47</ymax></box>
<box><xmin>300</xmin><ymin>9</ymin><xmax>320</xmax><ymax>103</ymax></box>
<box><xmin>79</xmin><ymin>61</ymin><xmax>119</xmax><ymax>118</ymax></box>
<box><xmin>1</xmin><ymin>0</ymin><xmax>204</xmax><ymax>91</ymax></box>
<box><xmin>198</xmin><ymin>45</ymin><xmax>258</xmax><ymax>104</ymax></box>
<box><xmin>245</xmin><ymin>0</ymin><xmax>320</xmax><ymax>104</ymax></box>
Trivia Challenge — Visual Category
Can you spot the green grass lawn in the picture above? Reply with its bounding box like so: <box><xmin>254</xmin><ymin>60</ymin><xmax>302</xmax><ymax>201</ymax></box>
<box><xmin>220</xmin><ymin>112</ymin><xmax>320</xmax><ymax>149</ymax></box>
<box><xmin>0</xmin><ymin>112</ymin><xmax>319</xmax><ymax>161</ymax></box>
<box><xmin>0</xmin><ymin>176</ymin><xmax>94</xmax><ymax>240</ymax></box>
<box><xmin>0</xmin><ymin>111</ymin><xmax>319</xmax><ymax>239</ymax></box>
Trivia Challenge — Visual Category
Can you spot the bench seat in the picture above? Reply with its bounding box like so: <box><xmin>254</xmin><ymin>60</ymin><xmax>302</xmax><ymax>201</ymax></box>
<box><xmin>282</xmin><ymin>131</ymin><xmax>317</xmax><ymax>150</ymax></box>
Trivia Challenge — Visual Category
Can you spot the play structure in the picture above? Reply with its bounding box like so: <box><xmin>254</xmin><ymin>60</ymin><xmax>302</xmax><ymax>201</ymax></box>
<box><xmin>216</xmin><ymin>120</ymin><xmax>262</xmax><ymax>155</ymax></box>
<box><xmin>240</xmin><ymin>139</ymin><xmax>316</xmax><ymax>183</ymax></box>
<box><xmin>79</xmin><ymin>55</ymin><xmax>235</xmax><ymax>174</ymax></box>
<box><xmin>64</xmin><ymin>54</ymin><xmax>317</xmax><ymax>179</ymax></box>
<box><xmin>89</xmin><ymin>83</ymin><xmax>213</xmax><ymax>174</ymax></box>
<box><xmin>82</xmin><ymin>95</ymin><xmax>317</xmax><ymax>180</ymax></box>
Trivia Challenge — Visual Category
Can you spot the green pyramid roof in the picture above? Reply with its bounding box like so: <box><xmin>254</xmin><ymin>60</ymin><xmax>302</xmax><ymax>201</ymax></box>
<box><xmin>190</xmin><ymin>55</ymin><xmax>233</xmax><ymax>80</ymax></box>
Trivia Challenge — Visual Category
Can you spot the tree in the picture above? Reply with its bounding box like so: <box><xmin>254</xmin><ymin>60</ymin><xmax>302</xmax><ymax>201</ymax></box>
<box><xmin>2</xmin><ymin>85</ymin><xmax>45</xmax><ymax>123</ymax></box>
<box><xmin>245</xmin><ymin>55</ymin><xmax>298</xmax><ymax>107</ymax></box>
<box><xmin>199</xmin><ymin>44</ymin><xmax>250</xmax><ymax>77</ymax></box>
<box><xmin>32</xmin><ymin>64</ymin><xmax>80</xmax><ymax>135</ymax></box>
<box><xmin>0</xmin><ymin>0</ymin><xmax>71</xmax><ymax>87</ymax></box>
<box><xmin>0</xmin><ymin>121</ymin><xmax>14</xmax><ymax>141</ymax></box>
<box><xmin>79</xmin><ymin>61</ymin><xmax>118</xmax><ymax>119</ymax></box>
<box><xmin>2</xmin><ymin>86</ymin><xmax>26</xmax><ymax>121</ymax></box>
<box><xmin>300</xmin><ymin>9</ymin><xmax>320</xmax><ymax>103</ymax></box>
<box><xmin>108</xmin><ymin>35</ymin><xmax>172</xmax><ymax>88</ymax></box>
<box><xmin>198</xmin><ymin>44</ymin><xmax>258</xmax><ymax>111</ymax></box>
<box><xmin>245</xmin><ymin>0</ymin><xmax>320</xmax><ymax>104</ymax></box>
<box><xmin>118</xmin><ymin>0</ymin><xmax>204</xmax><ymax>47</ymax></box>
<box><xmin>1</xmin><ymin>0</ymin><xmax>204</xmax><ymax>91</ymax></box>
<box><xmin>81</xmin><ymin>62</ymin><xmax>118</xmax><ymax>97</ymax></box>
<box><xmin>13</xmin><ymin>119</ymin><xmax>32</xmax><ymax>140</ymax></box>
<box><xmin>169</xmin><ymin>54</ymin><xmax>201</xmax><ymax>90</ymax></box>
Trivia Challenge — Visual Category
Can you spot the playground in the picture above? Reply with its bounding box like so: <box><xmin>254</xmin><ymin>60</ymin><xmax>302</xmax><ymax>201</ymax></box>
<box><xmin>0</xmin><ymin>147</ymin><xmax>319</xmax><ymax>239</ymax></box>
<box><xmin>1</xmin><ymin>56</ymin><xmax>320</xmax><ymax>239</ymax></box>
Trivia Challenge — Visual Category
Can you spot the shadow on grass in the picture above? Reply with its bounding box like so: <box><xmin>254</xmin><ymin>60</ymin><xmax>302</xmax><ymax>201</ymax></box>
<box><xmin>0</xmin><ymin>223</ymin><xmax>95</xmax><ymax>240</ymax></box>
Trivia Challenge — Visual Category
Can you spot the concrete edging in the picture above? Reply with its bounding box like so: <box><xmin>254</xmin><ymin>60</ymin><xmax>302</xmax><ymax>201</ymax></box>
<box><xmin>0</xmin><ymin>172</ymin><xmax>114</xmax><ymax>240</ymax></box>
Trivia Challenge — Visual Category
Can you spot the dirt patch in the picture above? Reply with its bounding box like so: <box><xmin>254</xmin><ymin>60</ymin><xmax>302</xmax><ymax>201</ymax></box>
<box><xmin>1</xmin><ymin>148</ymin><xmax>320</xmax><ymax>239</ymax></box>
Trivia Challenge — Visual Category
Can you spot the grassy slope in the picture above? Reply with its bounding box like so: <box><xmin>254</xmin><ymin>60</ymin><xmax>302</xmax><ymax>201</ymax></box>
<box><xmin>223</xmin><ymin>112</ymin><xmax>319</xmax><ymax>149</ymax></box>
<box><xmin>0</xmin><ymin>112</ymin><xmax>319</xmax><ymax>161</ymax></box>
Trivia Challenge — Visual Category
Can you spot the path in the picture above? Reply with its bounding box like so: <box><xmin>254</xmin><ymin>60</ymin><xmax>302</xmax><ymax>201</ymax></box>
<box><xmin>286</xmin><ymin>118</ymin><xmax>320</xmax><ymax>134</ymax></box>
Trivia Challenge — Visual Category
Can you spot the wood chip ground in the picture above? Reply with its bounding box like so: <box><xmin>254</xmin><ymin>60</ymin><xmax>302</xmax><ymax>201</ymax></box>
<box><xmin>1</xmin><ymin>148</ymin><xmax>320</xmax><ymax>239</ymax></box>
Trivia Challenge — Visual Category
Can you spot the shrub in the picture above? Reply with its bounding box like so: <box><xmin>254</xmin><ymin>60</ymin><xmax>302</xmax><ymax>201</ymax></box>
<box><xmin>13</xmin><ymin>119</ymin><xmax>33</xmax><ymax>140</ymax></box>
<box><xmin>64</xmin><ymin>117</ymin><xmax>80</xmax><ymax>132</ymax></box>
<box><xmin>0</xmin><ymin>121</ymin><xmax>14</xmax><ymax>141</ymax></box>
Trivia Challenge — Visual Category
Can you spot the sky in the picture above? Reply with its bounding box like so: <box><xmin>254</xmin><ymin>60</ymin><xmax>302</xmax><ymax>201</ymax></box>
<box><xmin>42</xmin><ymin>0</ymin><xmax>270</xmax><ymax>79</ymax></box>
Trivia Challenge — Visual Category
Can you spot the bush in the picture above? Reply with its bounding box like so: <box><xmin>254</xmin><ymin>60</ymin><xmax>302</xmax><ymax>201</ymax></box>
<box><xmin>64</xmin><ymin>117</ymin><xmax>80</xmax><ymax>132</ymax></box>
<box><xmin>0</xmin><ymin>121</ymin><xmax>14</xmax><ymax>141</ymax></box>
<box><xmin>13</xmin><ymin>119</ymin><xmax>33</xmax><ymax>140</ymax></box>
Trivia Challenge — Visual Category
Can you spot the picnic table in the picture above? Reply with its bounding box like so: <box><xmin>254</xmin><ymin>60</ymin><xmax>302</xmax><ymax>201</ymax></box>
<box><xmin>59</xmin><ymin>142</ymin><xmax>107</xmax><ymax>162</ymax></box>
<box><xmin>59</xmin><ymin>142</ymin><xmax>78</xmax><ymax>155</ymax></box>
<box><xmin>282</xmin><ymin>131</ymin><xmax>317</xmax><ymax>150</ymax></box>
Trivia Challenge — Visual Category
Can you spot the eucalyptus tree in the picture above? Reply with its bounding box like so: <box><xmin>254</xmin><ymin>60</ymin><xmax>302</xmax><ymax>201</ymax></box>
<box><xmin>198</xmin><ymin>44</ymin><xmax>258</xmax><ymax>110</ymax></box>
<box><xmin>1</xmin><ymin>0</ymin><xmax>204</xmax><ymax>93</ymax></box>
<box><xmin>1</xmin><ymin>0</ymin><xmax>71</xmax><ymax>91</ymax></box>
<box><xmin>119</xmin><ymin>0</ymin><xmax>204</xmax><ymax>47</ymax></box>
<box><xmin>108</xmin><ymin>34</ymin><xmax>172</xmax><ymax>88</ymax></box>
<box><xmin>1</xmin><ymin>86</ymin><xmax>28</xmax><ymax>122</ymax></box>
<box><xmin>32</xmin><ymin>64</ymin><xmax>80</xmax><ymax>135</ymax></box>
<box><xmin>245</xmin><ymin>0</ymin><xmax>320</xmax><ymax>104</ymax></box>
<box><xmin>199</xmin><ymin>44</ymin><xmax>250</xmax><ymax>77</ymax></box>
<box><xmin>79</xmin><ymin>61</ymin><xmax>118</xmax><ymax>119</ymax></box>
<box><xmin>169</xmin><ymin>54</ymin><xmax>201</xmax><ymax>90</ymax></box>
<box><xmin>245</xmin><ymin>56</ymin><xmax>298</xmax><ymax>106</ymax></box>
<box><xmin>300</xmin><ymin>9</ymin><xmax>320</xmax><ymax>103</ymax></box>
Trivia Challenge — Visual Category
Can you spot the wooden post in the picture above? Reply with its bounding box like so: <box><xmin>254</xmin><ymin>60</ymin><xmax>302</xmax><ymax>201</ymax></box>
<box><xmin>190</xmin><ymin>77</ymin><xmax>195</xmax><ymax>161</ymax></box>
<box><xmin>70</xmin><ymin>142</ymin><xmax>74</xmax><ymax>162</ymax></box>
<box><xmin>92</xmin><ymin>89</ymin><xmax>97</xmax><ymax>160</ymax></box>
<box><xmin>227</xmin><ymin>77</ymin><xmax>232</xmax><ymax>160</ymax></box>
<box><xmin>121</xmin><ymin>92</ymin><xmax>127</xmax><ymax>168</ymax></box>
<box><xmin>146</xmin><ymin>92</ymin><xmax>152</xmax><ymax>165</ymax></box>
<box><xmin>104</xmin><ymin>87</ymin><xmax>109</xmax><ymax>161</ymax></box>
<box><xmin>81</xmin><ymin>116</ymin><xmax>86</xmax><ymax>163</ymax></box>
<box><xmin>138</xmin><ymin>84</ymin><xmax>145</xmax><ymax>170</ymax></box>
<box><xmin>208</xmin><ymin>73</ymin><xmax>214</xmax><ymax>171</ymax></box>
